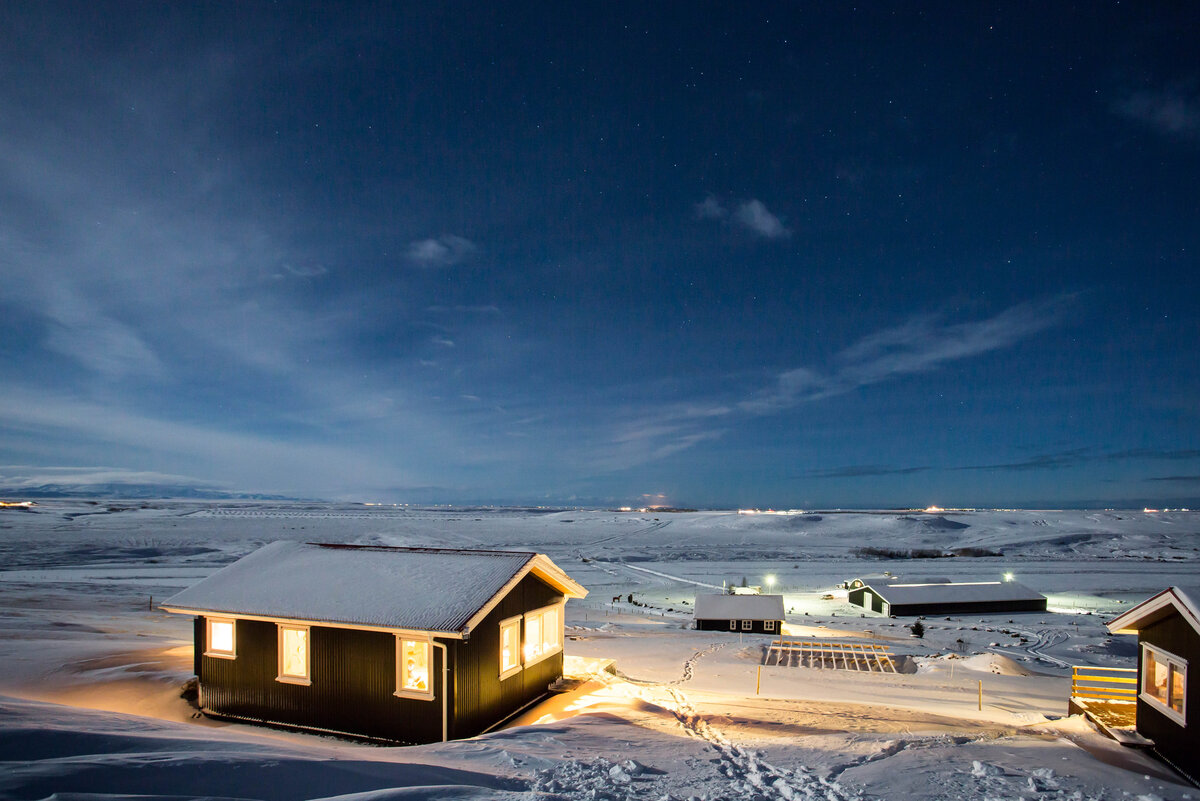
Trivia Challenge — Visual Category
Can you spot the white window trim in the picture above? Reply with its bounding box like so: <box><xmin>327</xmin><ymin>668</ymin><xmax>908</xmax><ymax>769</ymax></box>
<box><xmin>764</xmin><ymin>620</ymin><xmax>776</xmax><ymax>632</ymax></box>
<box><xmin>1140</xmin><ymin>643</ymin><xmax>1187</xmax><ymax>726</ymax></box>
<box><xmin>499</xmin><ymin>615</ymin><xmax>523</xmax><ymax>680</ymax></box>
<box><xmin>523</xmin><ymin>602</ymin><xmax>565</xmax><ymax>669</ymax></box>
<box><xmin>395</xmin><ymin>635</ymin><xmax>434</xmax><ymax>700</ymax></box>
<box><xmin>741</xmin><ymin>619</ymin><xmax>752</xmax><ymax>631</ymax></box>
<box><xmin>729</xmin><ymin>619</ymin><xmax>737</xmax><ymax>630</ymax></box>
<box><xmin>205</xmin><ymin>617</ymin><xmax>237</xmax><ymax>659</ymax></box>
<box><xmin>276</xmin><ymin>624</ymin><xmax>311</xmax><ymax>686</ymax></box>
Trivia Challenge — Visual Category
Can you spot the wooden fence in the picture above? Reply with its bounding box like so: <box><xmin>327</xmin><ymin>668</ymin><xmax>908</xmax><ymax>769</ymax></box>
<box><xmin>1070</xmin><ymin>665</ymin><xmax>1137</xmax><ymax>704</ymax></box>
<box><xmin>765</xmin><ymin>639</ymin><xmax>896</xmax><ymax>672</ymax></box>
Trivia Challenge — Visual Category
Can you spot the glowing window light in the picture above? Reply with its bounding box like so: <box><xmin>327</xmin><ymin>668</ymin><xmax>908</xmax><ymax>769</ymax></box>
<box><xmin>277</xmin><ymin>625</ymin><xmax>309</xmax><ymax>683</ymax></box>
<box><xmin>399</xmin><ymin>639</ymin><xmax>430</xmax><ymax>695</ymax></box>
<box><xmin>523</xmin><ymin>605</ymin><xmax>563</xmax><ymax>666</ymax></box>
<box><xmin>206</xmin><ymin>618</ymin><xmax>235</xmax><ymax>658</ymax></box>
<box><xmin>500</xmin><ymin>617</ymin><xmax>521</xmax><ymax>678</ymax></box>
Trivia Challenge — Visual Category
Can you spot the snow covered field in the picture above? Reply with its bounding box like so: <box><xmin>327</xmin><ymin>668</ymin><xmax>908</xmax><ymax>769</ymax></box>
<box><xmin>1</xmin><ymin>500</ymin><xmax>1197</xmax><ymax>799</ymax></box>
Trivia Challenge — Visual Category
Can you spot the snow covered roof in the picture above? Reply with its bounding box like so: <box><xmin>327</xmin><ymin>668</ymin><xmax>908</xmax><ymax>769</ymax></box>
<box><xmin>1107</xmin><ymin>585</ymin><xmax>1200</xmax><ymax>637</ymax></box>
<box><xmin>693</xmin><ymin>594</ymin><xmax>785</xmax><ymax>620</ymax></box>
<box><xmin>858</xmin><ymin>578</ymin><xmax>1044</xmax><ymax>606</ymax></box>
<box><xmin>161</xmin><ymin>541</ymin><xmax>587</xmax><ymax>637</ymax></box>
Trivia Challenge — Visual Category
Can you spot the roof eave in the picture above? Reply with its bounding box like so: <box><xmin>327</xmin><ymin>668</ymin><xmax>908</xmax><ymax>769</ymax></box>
<box><xmin>1106</xmin><ymin>587</ymin><xmax>1200</xmax><ymax>638</ymax></box>
<box><xmin>158</xmin><ymin>605</ymin><xmax>466</xmax><ymax>639</ymax></box>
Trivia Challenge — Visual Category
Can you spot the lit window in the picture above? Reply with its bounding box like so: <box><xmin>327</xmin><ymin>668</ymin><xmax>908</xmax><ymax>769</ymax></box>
<box><xmin>741</xmin><ymin>619</ymin><xmax>752</xmax><ymax>630</ymax></box>
<box><xmin>396</xmin><ymin>637</ymin><xmax>432</xmax><ymax>699</ymax></box>
<box><xmin>523</xmin><ymin>604</ymin><xmax>563</xmax><ymax>666</ymax></box>
<box><xmin>277</xmin><ymin>625</ymin><xmax>310</xmax><ymax>684</ymax></box>
<box><xmin>206</xmin><ymin>618</ymin><xmax>236</xmax><ymax>658</ymax></box>
<box><xmin>1142</xmin><ymin>644</ymin><xmax>1187</xmax><ymax>724</ymax></box>
<box><xmin>500</xmin><ymin>616</ymin><xmax>521</xmax><ymax>679</ymax></box>
<box><xmin>764</xmin><ymin>620</ymin><xmax>776</xmax><ymax>632</ymax></box>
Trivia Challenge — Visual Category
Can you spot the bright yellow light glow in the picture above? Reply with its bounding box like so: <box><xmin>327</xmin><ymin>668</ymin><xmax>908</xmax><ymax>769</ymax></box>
<box><xmin>209</xmin><ymin>620</ymin><xmax>234</xmax><ymax>654</ymax></box>
<box><xmin>523</xmin><ymin>606</ymin><xmax>561</xmax><ymax>664</ymax></box>
<box><xmin>280</xmin><ymin>626</ymin><xmax>308</xmax><ymax>678</ymax></box>
<box><xmin>0</xmin><ymin>501</ymin><xmax>35</xmax><ymax>507</ymax></box>
<box><xmin>400</xmin><ymin>639</ymin><xmax>429</xmax><ymax>692</ymax></box>
<box><xmin>924</xmin><ymin>505</ymin><xmax>944</xmax><ymax>513</ymax></box>
<box><xmin>500</xmin><ymin>618</ymin><xmax>521</xmax><ymax>674</ymax></box>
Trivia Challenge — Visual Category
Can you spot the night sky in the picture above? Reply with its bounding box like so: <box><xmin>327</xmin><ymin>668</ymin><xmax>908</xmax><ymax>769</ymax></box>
<box><xmin>2</xmin><ymin>3</ymin><xmax>1198</xmax><ymax>508</ymax></box>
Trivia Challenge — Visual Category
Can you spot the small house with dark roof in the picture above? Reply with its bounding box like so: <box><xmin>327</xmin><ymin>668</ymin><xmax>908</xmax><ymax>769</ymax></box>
<box><xmin>694</xmin><ymin>594</ymin><xmax>785</xmax><ymax>634</ymax></box>
<box><xmin>1106</xmin><ymin>586</ymin><xmax>1200</xmax><ymax>783</ymax></box>
<box><xmin>847</xmin><ymin>575</ymin><xmax>1046</xmax><ymax>616</ymax></box>
<box><xmin>161</xmin><ymin>541</ymin><xmax>587</xmax><ymax>744</ymax></box>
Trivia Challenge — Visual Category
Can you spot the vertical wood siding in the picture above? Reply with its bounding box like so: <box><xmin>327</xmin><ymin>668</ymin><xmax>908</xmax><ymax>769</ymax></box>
<box><xmin>450</xmin><ymin>573</ymin><xmax>564</xmax><ymax>738</ymax></box>
<box><xmin>193</xmin><ymin>571</ymin><xmax>568</xmax><ymax>743</ymax></box>
<box><xmin>1137</xmin><ymin>614</ymin><xmax>1198</xmax><ymax>780</ymax></box>
<box><xmin>197</xmin><ymin>618</ymin><xmax>444</xmax><ymax>743</ymax></box>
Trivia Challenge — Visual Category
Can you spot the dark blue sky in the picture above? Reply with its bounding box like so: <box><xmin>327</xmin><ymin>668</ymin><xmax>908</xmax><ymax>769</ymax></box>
<box><xmin>1</xmin><ymin>3</ymin><xmax>1197</xmax><ymax>507</ymax></box>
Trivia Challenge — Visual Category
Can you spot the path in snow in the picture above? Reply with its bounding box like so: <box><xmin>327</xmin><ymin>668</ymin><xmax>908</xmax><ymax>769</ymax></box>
<box><xmin>642</xmin><ymin>683</ymin><xmax>862</xmax><ymax>801</ymax></box>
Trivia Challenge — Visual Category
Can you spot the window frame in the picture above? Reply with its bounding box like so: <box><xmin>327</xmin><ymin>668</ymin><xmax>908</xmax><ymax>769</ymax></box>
<box><xmin>764</xmin><ymin>620</ymin><xmax>776</xmax><ymax>633</ymax></box>
<box><xmin>276</xmin><ymin>624</ymin><xmax>312</xmax><ymax>685</ymax></box>
<box><xmin>729</xmin><ymin>619</ymin><xmax>737</xmax><ymax>630</ymax></box>
<box><xmin>395</xmin><ymin>635</ymin><xmax>434</xmax><ymax>700</ymax></box>
<box><xmin>741</xmin><ymin>619</ymin><xmax>752</xmax><ymax>631</ymax></box>
<box><xmin>499</xmin><ymin>615</ymin><xmax>523</xmax><ymax>680</ymax></box>
<box><xmin>1140</xmin><ymin>642</ymin><xmax>1187</xmax><ymax>726</ymax></box>
<box><xmin>523</xmin><ymin>602</ymin><xmax>564</xmax><ymax>668</ymax></box>
<box><xmin>205</xmin><ymin>617</ymin><xmax>237</xmax><ymax>659</ymax></box>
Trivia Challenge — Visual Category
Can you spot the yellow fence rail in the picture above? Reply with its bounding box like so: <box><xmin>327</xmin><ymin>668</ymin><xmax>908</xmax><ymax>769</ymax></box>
<box><xmin>1070</xmin><ymin>665</ymin><xmax>1138</xmax><ymax>703</ymax></box>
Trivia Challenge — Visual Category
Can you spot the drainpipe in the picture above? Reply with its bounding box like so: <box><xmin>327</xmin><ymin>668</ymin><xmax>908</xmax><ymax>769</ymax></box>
<box><xmin>432</xmin><ymin>640</ymin><xmax>448</xmax><ymax>742</ymax></box>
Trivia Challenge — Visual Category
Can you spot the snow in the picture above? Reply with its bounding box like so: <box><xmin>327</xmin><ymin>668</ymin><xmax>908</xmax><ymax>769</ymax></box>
<box><xmin>1</xmin><ymin>500</ymin><xmax>1198</xmax><ymax>799</ymax></box>
<box><xmin>161</xmin><ymin>541</ymin><xmax>558</xmax><ymax>634</ymax></box>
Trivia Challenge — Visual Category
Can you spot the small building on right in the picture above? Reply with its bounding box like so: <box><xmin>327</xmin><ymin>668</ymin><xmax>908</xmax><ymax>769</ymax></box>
<box><xmin>1106</xmin><ymin>585</ymin><xmax>1199</xmax><ymax>784</ymax></box>
<box><xmin>846</xmin><ymin>575</ymin><xmax>1046</xmax><ymax>616</ymax></box>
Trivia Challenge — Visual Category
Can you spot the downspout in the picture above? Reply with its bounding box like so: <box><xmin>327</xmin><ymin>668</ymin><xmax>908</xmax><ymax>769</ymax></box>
<box><xmin>432</xmin><ymin>640</ymin><xmax>448</xmax><ymax>742</ymax></box>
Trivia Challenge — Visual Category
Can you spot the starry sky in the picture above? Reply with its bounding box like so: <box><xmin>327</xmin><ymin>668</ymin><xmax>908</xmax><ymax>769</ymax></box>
<box><xmin>1</xmin><ymin>3</ymin><xmax>1198</xmax><ymax>508</ymax></box>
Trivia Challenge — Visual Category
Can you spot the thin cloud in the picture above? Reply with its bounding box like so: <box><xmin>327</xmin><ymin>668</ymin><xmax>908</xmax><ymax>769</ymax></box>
<box><xmin>952</xmin><ymin>448</ymin><xmax>1091</xmax><ymax>473</ymax></box>
<box><xmin>804</xmin><ymin>465</ymin><xmax>930</xmax><ymax>479</ymax></box>
<box><xmin>735</xmin><ymin>199</ymin><xmax>790</xmax><ymax>239</ymax></box>
<box><xmin>694</xmin><ymin>195</ymin><xmax>727</xmax><ymax>219</ymax></box>
<box><xmin>1114</xmin><ymin>85</ymin><xmax>1200</xmax><ymax>141</ymax></box>
<box><xmin>405</xmin><ymin>235</ymin><xmax>477</xmax><ymax>266</ymax></box>
<box><xmin>740</xmin><ymin>297</ymin><xmax>1069</xmax><ymax>414</ymax></box>
<box><xmin>1144</xmin><ymin>475</ymin><xmax>1200</xmax><ymax>483</ymax></box>
<box><xmin>695</xmin><ymin>195</ymin><xmax>790</xmax><ymax>239</ymax></box>
<box><xmin>606</xmin><ymin>298</ymin><xmax>1070</xmax><ymax>470</ymax></box>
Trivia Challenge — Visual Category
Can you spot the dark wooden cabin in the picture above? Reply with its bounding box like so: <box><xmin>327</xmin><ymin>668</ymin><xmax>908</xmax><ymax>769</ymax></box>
<box><xmin>1107</xmin><ymin>586</ymin><xmax>1199</xmax><ymax>784</ymax></box>
<box><xmin>847</xmin><ymin>575</ymin><xmax>1046</xmax><ymax>616</ymax></box>
<box><xmin>693</xmin><ymin>594</ymin><xmax>785</xmax><ymax>634</ymax></box>
<box><xmin>161</xmin><ymin>541</ymin><xmax>587</xmax><ymax>744</ymax></box>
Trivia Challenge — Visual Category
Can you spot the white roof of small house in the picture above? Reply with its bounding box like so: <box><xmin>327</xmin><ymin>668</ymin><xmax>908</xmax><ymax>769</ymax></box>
<box><xmin>161</xmin><ymin>541</ymin><xmax>587</xmax><ymax>638</ymax></box>
<box><xmin>694</xmin><ymin>594</ymin><xmax>785</xmax><ymax>620</ymax></box>
<box><xmin>1107</xmin><ymin>585</ymin><xmax>1200</xmax><ymax>637</ymax></box>
<box><xmin>857</xmin><ymin>578</ymin><xmax>1044</xmax><ymax>606</ymax></box>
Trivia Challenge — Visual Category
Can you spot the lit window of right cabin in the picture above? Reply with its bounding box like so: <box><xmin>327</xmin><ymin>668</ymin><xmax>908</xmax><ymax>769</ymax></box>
<box><xmin>1141</xmin><ymin>643</ymin><xmax>1187</xmax><ymax>725</ymax></box>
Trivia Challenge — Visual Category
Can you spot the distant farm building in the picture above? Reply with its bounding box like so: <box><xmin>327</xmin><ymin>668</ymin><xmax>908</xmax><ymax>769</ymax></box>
<box><xmin>161</xmin><ymin>541</ymin><xmax>587</xmax><ymax>744</ymax></box>
<box><xmin>1106</xmin><ymin>585</ymin><xmax>1199</xmax><ymax>783</ymax></box>
<box><xmin>694</xmin><ymin>593</ymin><xmax>785</xmax><ymax>634</ymax></box>
<box><xmin>847</xmin><ymin>575</ymin><xmax>1046</xmax><ymax>616</ymax></box>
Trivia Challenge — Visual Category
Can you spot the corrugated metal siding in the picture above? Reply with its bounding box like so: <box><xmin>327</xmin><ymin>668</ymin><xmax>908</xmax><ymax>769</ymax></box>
<box><xmin>1138</xmin><ymin>614</ymin><xmax>1198</xmax><ymax>778</ymax></box>
<box><xmin>887</xmin><ymin>599</ymin><xmax>1046</xmax><ymax>616</ymax></box>
<box><xmin>198</xmin><ymin>617</ymin><xmax>445</xmax><ymax>744</ymax></box>
<box><xmin>450</xmin><ymin>573</ymin><xmax>564</xmax><ymax>738</ymax></box>
<box><xmin>695</xmin><ymin>618</ymin><xmax>780</xmax><ymax>634</ymax></box>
